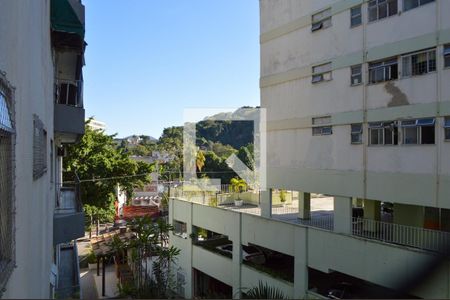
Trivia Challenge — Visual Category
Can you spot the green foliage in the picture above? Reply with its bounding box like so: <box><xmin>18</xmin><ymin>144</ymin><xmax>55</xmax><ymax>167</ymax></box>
<box><xmin>64</xmin><ymin>120</ymin><xmax>154</xmax><ymax>212</ymax></box>
<box><xmin>279</xmin><ymin>189</ymin><xmax>287</xmax><ymax>203</ymax></box>
<box><xmin>243</xmin><ymin>281</ymin><xmax>286</xmax><ymax>299</ymax></box>
<box><xmin>86</xmin><ymin>250</ymin><xmax>97</xmax><ymax>264</ymax></box>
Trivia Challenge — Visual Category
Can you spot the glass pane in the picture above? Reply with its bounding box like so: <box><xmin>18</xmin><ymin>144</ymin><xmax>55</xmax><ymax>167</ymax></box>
<box><xmin>404</xmin><ymin>0</ymin><xmax>419</xmax><ymax>10</ymax></box>
<box><xmin>445</xmin><ymin>128</ymin><xmax>450</xmax><ymax>140</ymax></box>
<box><xmin>368</xmin><ymin>6</ymin><xmax>378</xmax><ymax>21</ymax></box>
<box><xmin>444</xmin><ymin>45</ymin><xmax>450</xmax><ymax>56</ymax></box>
<box><xmin>385</xmin><ymin>127</ymin><xmax>393</xmax><ymax>144</ymax></box>
<box><xmin>402</xmin><ymin>56</ymin><xmax>411</xmax><ymax>77</ymax></box>
<box><xmin>444</xmin><ymin>117</ymin><xmax>450</xmax><ymax>127</ymax></box>
<box><xmin>388</xmin><ymin>0</ymin><xmax>398</xmax><ymax>15</ymax></box>
<box><xmin>378</xmin><ymin>2</ymin><xmax>388</xmax><ymax>19</ymax></box>
<box><xmin>351</xmin><ymin>6</ymin><xmax>361</xmax><ymax>17</ymax></box>
<box><xmin>312</xmin><ymin>127</ymin><xmax>322</xmax><ymax>136</ymax></box>
<box><xmin>322</xmin><ymin>126</ymin><xmax>332</xmax><ymax>135</ymax></box>
<box><xmin>445</xmin><ymin>56</ymin><xmax>450</xmax><ymax>68</ymax></box>
<box><xmin>369</xmin><ymin>122</ymin><xmax>383</xmax><ymax>128</ymax></box>
<box><xmin>420</xmin><ymin>0</ymin><xmax>435</xmax><ymax>5</ymax></box>
<box><xmin>403</xmin><ymin>127</ymin><xmax>418</xmax><ymax>144</ymax></box>
<box><xmin>322</xmin><ymin>17</ymin><xmax>332</xmax><ymax>29</ymax></box>
<box><xmin>428</xmin><ymin>50</ymin><xmax>436</xmax><ymax>72</ymax></box>
<box><xmin>351</xmin><ymin>65</ymin><xmax>362</xmax><ymax>75</ymax></box>
<box><xmin>313</xmin><ymin>63</ymin><xmax>332</xmax><ymax>74</ymax></box>
<box><xmin>421</xmin><ymin>125</ymin><xmax>435</xmax><ymax>144</ymax></box>
<box><xmin>0</xmin><ymin>94</ymin><xmax>13</xmax><ymax>131</ymax></box>
<box><xmin>417</xmin><ymin>118</ymin><xmax>435</xmax><ymax>126</ymax></box>
<box><xmin>351</xmin><ymin>124</ymin><xmax>362</xmax><ymax>133</ymax></box>
<box><xmin>351</xmin><ymin>133</ymin><xmax>362</xmax><ymax>144</ymax></box>
<box><xmin>370</xmin><ymin>129</ymin><xmax>380</xmax><ymax>145</ymax></box>
<box><xmin>401</xmin><ymin>120</ymin><xmax>416</xmax><ymax>127</ymax></box>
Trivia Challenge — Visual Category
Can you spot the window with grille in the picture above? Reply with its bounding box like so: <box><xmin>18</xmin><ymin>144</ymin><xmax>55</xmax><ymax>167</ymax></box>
<box><xmin>311</xmin><ymin>8</ymin><xmax>332</xmax><ymax>32</ymax></box>
<box><xmin>351</xmin><ymin>124</ymin><xmax>363</xmax><ymax>144</ymax></box>
<box><xmin>33</xmin><ymin>115</ymin><xmax>47</xmax><ymax>180</ymax></box>
<box><xmin>368</xmin><ymin>122</ymin><xmax>398</xmax><ymax>145</ymax></box>
<box><xmin>402</xmin><ymin>49</ymin><xmax>436</xmax><ymax>77</ymax></box>
<box><xmin>312</xmin><ymin>116</ymin><xmax>332</xmax><ymax>136</ymax></box>
<box><xmin>0</xmin><ymin>73</ymin><xmax>15</xmax><ymax>291</ymax></box>
<box><xmin>351</xmin><ymin>65</ymin><xmax>363</xmax><ymax>85</ymax></box>
<box><xmin>368</xmin><ymin>0</ymin><xmax>398</xmax><ymax>22</ymax></box>
<box><xmin>350</xmin><ymin>6</ymin><xmax>362</xmax><ymax>27</ymax></box>
<box><xmin>401</xmin><ymin>118</ymin><xmax>435</xmax><ymax>144</ymax></box>
<box><xmin>444</xmin><ymin>44</ymin><xmax>450</xmax><ymax>68</ymax></box>
<box><xmin>368</xmin><ymin>58</ymin><xmax>398</xmax><ymax>83</ymax></box>
<box><xmin>312</xmin><ymin>62</ymin><xmax>332</xmax><ymax>84</ymax></box>
<box><xmin>403</xmin><ymin>0</ymin><xmax>435</xmax><ymax>11</ymax></box>
<box><xmin>444</xmin><ymin>117</ymin><xmax>450</xmax><ymax>141</ymax></box>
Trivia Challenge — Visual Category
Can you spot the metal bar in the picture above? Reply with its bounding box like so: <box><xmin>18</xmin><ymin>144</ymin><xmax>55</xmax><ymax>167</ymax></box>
<box><xmin>102</xmin><ymin>256</ymin><xmax>106</xmax><ymax>296</ymax></box>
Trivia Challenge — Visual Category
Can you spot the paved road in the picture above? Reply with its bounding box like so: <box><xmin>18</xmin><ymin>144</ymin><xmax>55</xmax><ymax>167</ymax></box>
<box><xmin>80</xmin><ymin>268</ymin><xmax>98</xmax><ymax>299</ymax></box>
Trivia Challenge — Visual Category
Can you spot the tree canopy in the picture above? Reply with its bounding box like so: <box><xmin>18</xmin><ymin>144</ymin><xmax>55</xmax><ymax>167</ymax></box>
<box><xmin>63</xmin><ymin>121</ymin><xmax>154</xmax><ymax>211</ymax></box>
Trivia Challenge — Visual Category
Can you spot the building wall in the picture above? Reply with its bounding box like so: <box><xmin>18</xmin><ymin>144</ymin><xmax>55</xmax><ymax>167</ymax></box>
<box><xmin>260</xmin><ymin>0</ymin><xmax>450</xmax><ymax>208</ymax></box>
<box><xmin>0</xmin><ymin>0</ymin><xmax>55</xmax><ymax>298</ymax></box>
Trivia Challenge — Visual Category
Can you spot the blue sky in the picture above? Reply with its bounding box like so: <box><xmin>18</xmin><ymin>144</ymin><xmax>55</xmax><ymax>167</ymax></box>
<box><xmin>83</xmin><ymin>0</ymin><xmax>260</xmax><ymax>139</ymax></box>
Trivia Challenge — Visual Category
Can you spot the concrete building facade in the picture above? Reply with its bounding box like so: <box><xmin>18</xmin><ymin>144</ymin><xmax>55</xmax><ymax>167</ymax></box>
<box><xmin>0</xmin><ymin>0</ymin><xmax>86</xmax><ymax>298</ymax></box>
<box><xmin>169</xmin><ymin>0</ymin><xmax>450</xmax><ymax>299</ymax></box>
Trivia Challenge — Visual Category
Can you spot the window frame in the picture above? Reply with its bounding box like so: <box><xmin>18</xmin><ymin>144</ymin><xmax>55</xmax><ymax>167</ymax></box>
<box><xmin>0</xmin><ymin>71</ymin><xmax>16</xmax><ymax>292</ymax></box>
<box><xmin>403</xmin><ymin>0</ymin><xmax>435</xmax><ymax>12</ymax></box>
<box><xmin>173</xmin><ymin>220</ymin><xmax>188</xmax><ymax>238</ymax></box>
<box><xmin>400</xmin><ymin>118</ymin><xmax>436</xmax><ymax>145</ymax></box>
<box><xmin>401</xmin><ymin>48</ymin><xmax>436</xmax><ymax>77</ymax></box>
<box><xmin>350</xmin><ymin>5</ymin><xmax>362</xmax><ymax>27</ymax></box>
<box><xmin>33</xmin><ymin>115</ymin><xmax>47</xmax><ymax>180</ymax></box>
<box><xmin>312</xmin><ymin>116</ymin><xmax>332</xmax><ymax>136</ymax></box>
<box><xmin>351</xmin><ymin>64</ymin><xmax>363</xmax><ymax>85</ymax></box>
<box><xmin>444</xmin><ymin>44</ymin><xmax>450</xmax><ymax>69</ymax></box>
<box><xmin>368</xmin><ymin>121</ymin><xmax>398</xmax><ymax>146</ymax></box>
<box><xmin>351</xmin><ymin>124</ymin><xmax>363</xmax><ymax>144</ymax></box>
<box><xmin>312</xmin><ymin>62</ymin><xmax>332</xmax><ymax>84</ymax></box>
<box><xmin>311</xmin><ymin>8</ymin><xmax>332</xmax><ymax>32</ymax></box>
<box><xmin>368</xmin><ymin>58</ymin><xmax>398</xmax><ymax>84</ymax></box>
<box><xmin>444</xmin><ymin>117</ymin><xmax>450</xmax><ymax>141</ymax></box>
<box><xmin>368</xmin><ymin>0</ymin><xmax>398</xmax><ymax>22</ymax></box>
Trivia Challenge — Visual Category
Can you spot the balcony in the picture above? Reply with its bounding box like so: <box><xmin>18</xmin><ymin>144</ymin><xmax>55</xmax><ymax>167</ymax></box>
<box><xmin>54</xmin><ymin>80</ymin><xmax>85</xmax><ymax>142</ymax></box>
<box><xmin>54</xmin><ymin>187</ymin><xmax>85</xmax><ymax>245</ymax></box>
<box><xmin>55</xmin><ymin>242</ymin><xmax>81</xmax><ymax>299</ymax></box>
<box><xmin>51</xmin><ymin>0</ymin><xmax>85</xmax><ymax>49</ymax></box>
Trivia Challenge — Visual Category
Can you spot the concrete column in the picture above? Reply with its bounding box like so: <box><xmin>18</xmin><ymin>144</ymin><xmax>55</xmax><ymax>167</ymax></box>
<box><xmin>294</xmin><ymin>227</ymin><xmax>308</xmax><ymax>298</ymax></box>
<box><xmin>231</xmin><ymin>213</ymin><xmax>242</xmax><ymax>299</ymax></box>
<box><xmin>333</xmin><ymin>196</ymin><xmax>352</xmax><ymax>234</ymax></box>
<box><xmin>260</xmin><ymin>189</ymin><xmax>272</xmax><ymax>218</ymax></box>
<box><xmin>298</xmin><ymin>192</ymin><xmax>311</xmax><ymax>220</ymax></box>
<box><xmin>364</xmin><ymin>199</ymin><xmax>381</xmax><ymax>221</ymax></box>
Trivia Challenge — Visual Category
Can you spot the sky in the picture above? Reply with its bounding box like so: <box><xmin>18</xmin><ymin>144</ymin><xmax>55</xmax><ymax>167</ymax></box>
<box><xmin>83</xmin><ymin>0</ymin><xmax>260</xmax><ymax>139</ymax></box>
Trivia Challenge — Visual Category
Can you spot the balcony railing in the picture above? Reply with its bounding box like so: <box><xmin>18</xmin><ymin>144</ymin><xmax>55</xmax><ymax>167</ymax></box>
<box><xmin>352</xmin><ymin>217</ymin><xmax>450</xmax><ymax>253</ymax></box>
<box><xmin>56</xmin><ymin>80</ymin><xmax>83</xmax><ymax>108</ymax></box>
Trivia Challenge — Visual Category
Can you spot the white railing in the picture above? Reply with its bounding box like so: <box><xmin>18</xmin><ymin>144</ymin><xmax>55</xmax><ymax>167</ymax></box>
<box><xmin>298</xmin><ymin>214</ymin><xmax>334</xmax><ymax>231</ymax></box>
<box><xmin>352</xmin><ymin>217</ymin><xmax>450</xmax><ymax>253</ymax></box>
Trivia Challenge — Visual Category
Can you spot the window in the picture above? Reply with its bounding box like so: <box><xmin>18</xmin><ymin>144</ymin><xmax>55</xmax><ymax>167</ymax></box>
<box><xmin>403</xmin><ymin>0</ymin><xmax>435</xmax><ymax>11</ymax></box>
<box><xmin>312</xmin><ymin>63</ymin><xmax>332</xmax><ymax>83</ymax></box>
<box><xmin>351</xmin><ymin>65</ymin><xmax>363</xmax><ymax>85</ymax></box>
<box><xmin>368</xmin><ymin>121</ymin><xmax>398</xmax><ymax>145</ymax></box>
<box><xmin>350</xmin><ymin>6</ymin><xmax>362</xmax><ymax>27</ymax></box>
<box><xmin>444</xmin><ymin>44</ymin><xmax>450</xmax><ymax>68</ymax></box>
<box><xmin>401</xmin><ymin>118</ymin><xmax>435</xmax><ymax>144</ymax></box>
<box><xmin>444</xmin><ymin>117</ymin><xmax>450</xmax><ymax>141</ymax></box>
<box><xmin>33</xmin><ymin>115</ymin><xmax>47</xmax><ymax>179</ymax></box>
<box><xmin>368</xmin><ymin>0</ymin><xmax>398</xmax><ymax>22</ymax></box>
<box><xmin>402</xmin><ymin>49</ymin><xmax>436</xmax><ymax>77</ymax></box>
<box><xmin>312</xmin><ymin>116</ymin><xmax>332</xmax><ymax>136</ymax></box>
<box><xmin>173</xmin><ymin>220</ymin><xmax>187</xmax><ymax>238</ymax></box>
<box><xmin>0</xmin><ymin>74</ymin><xmax>15</xmax><ymax>290</ymax></box>
<box><xmin>312</xmin><ymin>8</ymin><xmax>332</xmax><ymax>32</ymax></box>
<box><xmin>351</xmin><ymin>124</ymin><xmax>363</xmax><ymax>144</ymax></box>
<box><xmin>368</xmin><ymin>58</ymin><xmax>398</xmax><ymax>83</ymax></box>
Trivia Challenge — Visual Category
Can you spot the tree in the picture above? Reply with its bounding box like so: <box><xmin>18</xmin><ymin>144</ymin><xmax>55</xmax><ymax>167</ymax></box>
<box><xmin>196</xmin><ymin>150</ymin><xmax>205</xmax><ymax>172</ymax></box>
<box><xmin>64</xmin><ymin>120</ymin><xmax>154</xmax><ymax>219</ymax></box>
<box><xmin>243</xmin><ymin>281</ymin><xmax>286</xmax><ymax>299</ymax></box>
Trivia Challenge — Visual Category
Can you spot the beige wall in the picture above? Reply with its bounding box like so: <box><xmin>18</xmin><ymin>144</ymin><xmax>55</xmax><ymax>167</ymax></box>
<box><xmin>0</xmin><ymin>0</ymin><xmax>55</xmax><ymax>298</ymax></box>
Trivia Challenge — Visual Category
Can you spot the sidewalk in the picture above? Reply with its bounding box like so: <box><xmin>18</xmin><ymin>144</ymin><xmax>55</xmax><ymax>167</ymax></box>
<box><xmin>80</xmin><ymin>268</ymin><xmax>98</xmax><ymax>299</ymax></box>
<box><xmin>93</xmin><ymin>264</ymin><xmax>119</xmax><ymax>299</ymax></box>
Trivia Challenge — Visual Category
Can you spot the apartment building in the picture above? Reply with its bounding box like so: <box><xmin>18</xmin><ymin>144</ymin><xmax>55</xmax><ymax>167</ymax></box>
<box><xmin>169</xmin><ymin>0</ymin><xmax>450</xmax><ymax>298</ymax></box>
<box><xmin>0</xmin><ymin>0</ymin><xmax>86</xmax><ymax>298</ymax></box>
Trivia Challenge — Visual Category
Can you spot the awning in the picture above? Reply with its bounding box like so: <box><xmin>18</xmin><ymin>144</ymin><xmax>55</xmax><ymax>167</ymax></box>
<box><xmin>51</xmin><ymin>0</ymin><xmax>85</xmax><ymax>39</ymax></box>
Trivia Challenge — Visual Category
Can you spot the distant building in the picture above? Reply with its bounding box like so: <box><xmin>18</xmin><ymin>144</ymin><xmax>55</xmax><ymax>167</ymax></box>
<box><xmin>87</xmin><ymin>118</ymin><xmax>107</xmax><ymax>131</ymax></box>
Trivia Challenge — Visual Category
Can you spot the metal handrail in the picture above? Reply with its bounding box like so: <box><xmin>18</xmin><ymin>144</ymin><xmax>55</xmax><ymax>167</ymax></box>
<box><xmin>352</xmin><ymin>217</ymin><xmax>450</xmax><ymax>253</ymax></box>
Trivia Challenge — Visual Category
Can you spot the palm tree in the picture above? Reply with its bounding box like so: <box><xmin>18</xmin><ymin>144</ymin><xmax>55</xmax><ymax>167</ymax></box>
<box><xmin>243</xmin><ymin>281</ymin><xmax>286</xmax><ymax>299</ymax></box>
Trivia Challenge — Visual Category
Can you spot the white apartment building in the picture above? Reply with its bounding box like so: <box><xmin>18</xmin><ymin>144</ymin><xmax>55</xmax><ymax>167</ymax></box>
<box><xmin>169</xmin><ymin>0</ymin><xmax>450</xmax><ymax>299</ymax></box>
<box><xmin>0</xmin><ymin>0</ymin><xmax>86</xmax><ymax>298</ymax></box>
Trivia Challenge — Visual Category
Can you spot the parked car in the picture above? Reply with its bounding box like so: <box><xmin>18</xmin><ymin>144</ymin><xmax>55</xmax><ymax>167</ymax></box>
<box><xmin>381</xmin><ymin>202</ymin><xmax>393</xmax><ymax>214</ymax></box>
<box><xmin>216</xmin><ymin>244</ymin><xmax>266</xmax><ymax>264</ymax></box>
<box><xmin>327</xmin><ymin>282</ymin><xmax>355</xmax><ymax>299</ymax></box>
